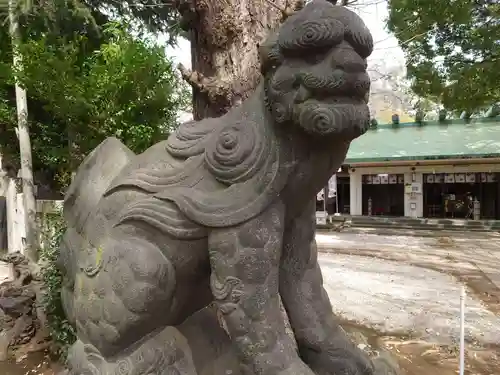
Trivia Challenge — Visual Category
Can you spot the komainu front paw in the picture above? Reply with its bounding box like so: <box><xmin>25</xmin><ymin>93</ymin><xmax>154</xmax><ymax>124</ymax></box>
<box><xmin>65</xmin><ymin>340</ymin><xmax>108</xmax><ymax>375</ymax></box>
<box><xmin>301</xmin><ymin>347</ymin><xmax>374</xmax><ymax>375</ymax></box>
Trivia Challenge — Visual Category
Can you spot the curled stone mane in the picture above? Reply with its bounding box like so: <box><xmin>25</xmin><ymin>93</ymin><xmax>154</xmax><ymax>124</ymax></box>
<box><xmin>260</xmin><ymin>2</ymin><xmax>373</xmax><ymax>71</ymax></box>
<box><xmin>203</xmin><ymin>120</ymin><xmax>272</xmax><ymax>185</ymax></box>
<box><xmin>166</xmin><ymin>117</ymin><xmax>221</xmax><ymax>158</ymax></box>
<box><xmin>109</xmin><ymin>95</ymin><xmax>295</xmax><ymax>228</ymax></box>
<box><xmin>167</xmin><ymin>117</ymin><xmax>273</xmax><ymax>186</ymax></box>
<box><xmin>154</xmin><ymin>113</ymin><xmax>294</xmax><ymax>227</ymax></box>
<box><xmin>107</xmin><ymin>0</ymin><xmax>372</xmax><ymax>229</ymax></box>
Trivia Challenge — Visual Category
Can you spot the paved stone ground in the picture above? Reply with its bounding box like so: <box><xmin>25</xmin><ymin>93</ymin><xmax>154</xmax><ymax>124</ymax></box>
<box><xmin>317</xmin><ymin>229</ymin><xmax>500</xmax><ymax>375</ymax></box>
<box><xmin>317</xmin><ymin>230</ymin><xmax>500</xmax><ymax>343</ymax></box>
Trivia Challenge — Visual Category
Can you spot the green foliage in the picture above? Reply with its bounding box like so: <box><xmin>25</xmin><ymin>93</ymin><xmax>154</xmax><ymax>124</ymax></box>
<box><xmin>0</xmin><ymin>25</ymin><xmax>16</xmax><ymax>147</ymax></box>
<box><xmin>387</xmin><ymin>0</ymin><xmax>500</xmax><ymax>112</ymax></box>
<box><xmin>0</xmin><ymin>21</ymin><xmax>189</xmax><ymax>189</ymax></box>
<box><xmin>38</xmin><ymin>211</ymin><xmax>75</xmax><ymax>360</ymax></box>
<box><xmin>0</xmin><ymin>88</ymin><xmax>15</xmax><ymax>130</ymax></box>
<box><xmin>83</xmin><ymin>0</ymin><xmax>181</xmax><ymax>37</ymax></box>
<box><xmin>0</xmin><ymin>0</ymin><xmax>182</xmax><ymax>38</ymax></box>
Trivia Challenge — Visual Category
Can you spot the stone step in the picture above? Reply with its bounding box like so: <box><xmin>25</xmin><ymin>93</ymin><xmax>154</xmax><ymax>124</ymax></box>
<box><xmin>345</xmin><ymin>215</ymin><xmax>500</xmax><ymax>231</ymax></box>
<box><xmin>351</xmin><ymin>217</ymin><xmax>492</xmax><ymax>226</ymax></box>
<box><xmin>318</xmin><ymin>215</ymin><xmax>500</xmax><ymax>232</ymax></box>
<box><xmin>349</xmin><ymin>221</ymin><xmax>495</xmax><ymax>232</ymax></box>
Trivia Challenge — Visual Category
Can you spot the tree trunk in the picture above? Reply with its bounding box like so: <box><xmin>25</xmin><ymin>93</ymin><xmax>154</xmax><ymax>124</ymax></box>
<box><xmin>8</xmin><ymin>0</ymin><xmax>39</xmax><ymax>263</ymax></box>
<box><xmin>178</xmin><ymin>0</ymin><xmax>302</xmax><ymax>119</ymax></box>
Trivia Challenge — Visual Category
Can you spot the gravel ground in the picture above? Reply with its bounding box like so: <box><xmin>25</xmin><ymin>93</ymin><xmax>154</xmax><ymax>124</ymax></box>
<box><xmin>317</xmin><ymin>231</ymin><xmax>500</xmax><ymax>346</ymax></box>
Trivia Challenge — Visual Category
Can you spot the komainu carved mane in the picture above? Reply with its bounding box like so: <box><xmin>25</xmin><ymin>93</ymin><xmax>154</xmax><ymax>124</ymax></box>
<box><xmin>108</xmin><ymin>94</ymin><xmax>298</xmax><ymax>229</ymax></box>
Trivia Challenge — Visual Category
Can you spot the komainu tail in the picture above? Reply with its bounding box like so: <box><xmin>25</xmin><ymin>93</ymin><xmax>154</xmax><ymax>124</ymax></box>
<box><xmin>57</xmin><ymin>137</ymin><xmax>133</xmax><ymax>323</ymax></box>
<box><xmin>63</xmin><ymin>137</ymin><xmax>134</xmax><ymax>235</ymax></box>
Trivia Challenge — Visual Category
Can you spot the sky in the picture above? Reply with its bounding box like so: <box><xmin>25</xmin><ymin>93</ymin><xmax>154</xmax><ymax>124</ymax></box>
<box><xmin>164</xmin><ymin>0</ymin><xmax>405</xmax><ymax>71</ymax></box>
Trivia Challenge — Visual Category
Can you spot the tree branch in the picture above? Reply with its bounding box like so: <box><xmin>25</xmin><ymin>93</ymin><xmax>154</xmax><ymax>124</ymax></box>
<box><xmin>262</xmin><ymin>0</ymin><xmax>305</xmax><ymax>20</ymax></box>
<box><xmin>177</xmin><ymin>63</ymin><xmax>231</xmax><ymax>100</ymax></box>
<box><xmin>173</xmin><ymin>0</ymin><xmax>197</xmax><ymax>30</ymax></box>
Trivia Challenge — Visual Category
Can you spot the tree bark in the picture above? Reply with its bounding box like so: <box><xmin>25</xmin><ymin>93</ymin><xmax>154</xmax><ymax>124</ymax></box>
<box><xmin>178</xmin><ymin>0</ymin><xmax>302</xmax><ymax>119</ymax></box>
<box><xmin>8</xmin><ymin>0</ymin><xmax>39</xmax><ymax>262</ymax></box>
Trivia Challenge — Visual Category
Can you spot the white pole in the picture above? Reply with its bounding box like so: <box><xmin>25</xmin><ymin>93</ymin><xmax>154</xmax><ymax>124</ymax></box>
<box><xmin>323</xmin><ymin>186</ymin><xmax>327</xmax><ymax>214</ymax></box>
<box><xmin>459</xmin><ymin>285</ymin><xmax>466</xmax><ymax>375</ymax></box>
<box><xmin>8</xmin><ymin>0</ymin><xmax>38</xmax><ymax>262</ymax></box>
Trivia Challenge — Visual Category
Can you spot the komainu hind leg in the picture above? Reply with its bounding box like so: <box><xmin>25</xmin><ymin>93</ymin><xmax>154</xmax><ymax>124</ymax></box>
<box><xmin>65</xmin><ymin>327</ymin><xmax>198</xmax><ymax>375</ymax></box>
<box><xmin>70</xmin><ymin>229</ymin><xmax>179</xmax><ymax>355</ymax></box>
<box><xmin>63</xmin><ymin>306</ymin><xmax>243</xmax><ymax>375</ymax></box>
<box><xmin>60</xmin><ymin>225</ymin><xmax>210</xmax><ymax>375</ymax></box>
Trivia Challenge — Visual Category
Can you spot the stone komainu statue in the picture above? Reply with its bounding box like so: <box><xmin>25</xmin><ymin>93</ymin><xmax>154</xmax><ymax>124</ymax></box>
<box><xmin>58</xmin><ymin>1</ymin><xmax>374</xmax><ymax>374</ymax></box>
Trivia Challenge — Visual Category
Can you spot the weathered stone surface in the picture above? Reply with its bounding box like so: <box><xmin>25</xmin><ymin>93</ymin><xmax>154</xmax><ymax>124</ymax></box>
<box><xmin>0</xmin><ymin>253</ymin><xmax>46</xmax><ymax>361</ymax></box>
<box><xmin>59</xmin><ymin>1</ymin><xmax>377</xmax><ymax>374</ymax></box>
<box><xmin>0</xmin><ymin>314</ymin><xmax>32</xmax><ymax>361</ymax></box>
<box><xmin>0</xmin><ymin>296</ymin><xmax>32</xmax><ymax>317</ymax></box>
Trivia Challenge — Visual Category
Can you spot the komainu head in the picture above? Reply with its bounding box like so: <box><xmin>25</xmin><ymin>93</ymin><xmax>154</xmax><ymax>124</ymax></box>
<box><xmin>261</xmin><ymin>0</ymin><xmax>373</xmax><ymax>141</ymax></box>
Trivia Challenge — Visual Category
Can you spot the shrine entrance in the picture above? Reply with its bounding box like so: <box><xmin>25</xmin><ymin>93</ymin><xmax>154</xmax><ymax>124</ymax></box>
<box><xmin>423</xmin><ymin>172</ymin><xmax>500</xmax><ymax>219</ymax></box>
<box><xmin>361</xmin><ymin>174</ymin><xmax>405</xmax><ymax>216</ymax></box>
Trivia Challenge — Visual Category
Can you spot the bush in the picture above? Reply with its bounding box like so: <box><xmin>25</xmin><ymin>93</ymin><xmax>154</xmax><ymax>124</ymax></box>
<box><xmin>39</xmin><ymin>211</ymin><xmax>76</xmax><ymax>360</ymax></box>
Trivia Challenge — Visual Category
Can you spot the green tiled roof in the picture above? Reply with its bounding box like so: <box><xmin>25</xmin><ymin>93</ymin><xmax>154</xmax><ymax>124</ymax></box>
<box><xmin>346</xmin><ymin>117</ymin><xmax>500</xmax><ymax>163</ymax></box>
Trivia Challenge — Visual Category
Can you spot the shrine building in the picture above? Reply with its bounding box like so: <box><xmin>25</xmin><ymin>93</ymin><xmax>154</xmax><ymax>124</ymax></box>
<box><xmin>336</xmin><ymin>115</ymin><xmax>500</xmax><ymax>220</ymax></box>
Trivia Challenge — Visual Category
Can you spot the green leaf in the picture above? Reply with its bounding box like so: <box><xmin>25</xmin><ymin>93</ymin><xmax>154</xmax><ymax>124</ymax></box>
<box><xmin>0</xmin><ymin>14</ymin><xmax>188</xmax><ymax>192</ymax></box>
<box><xmin>387</xmin><ymin>0</ymin><xmax>500</xmax><ymax>112</ymax></box>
